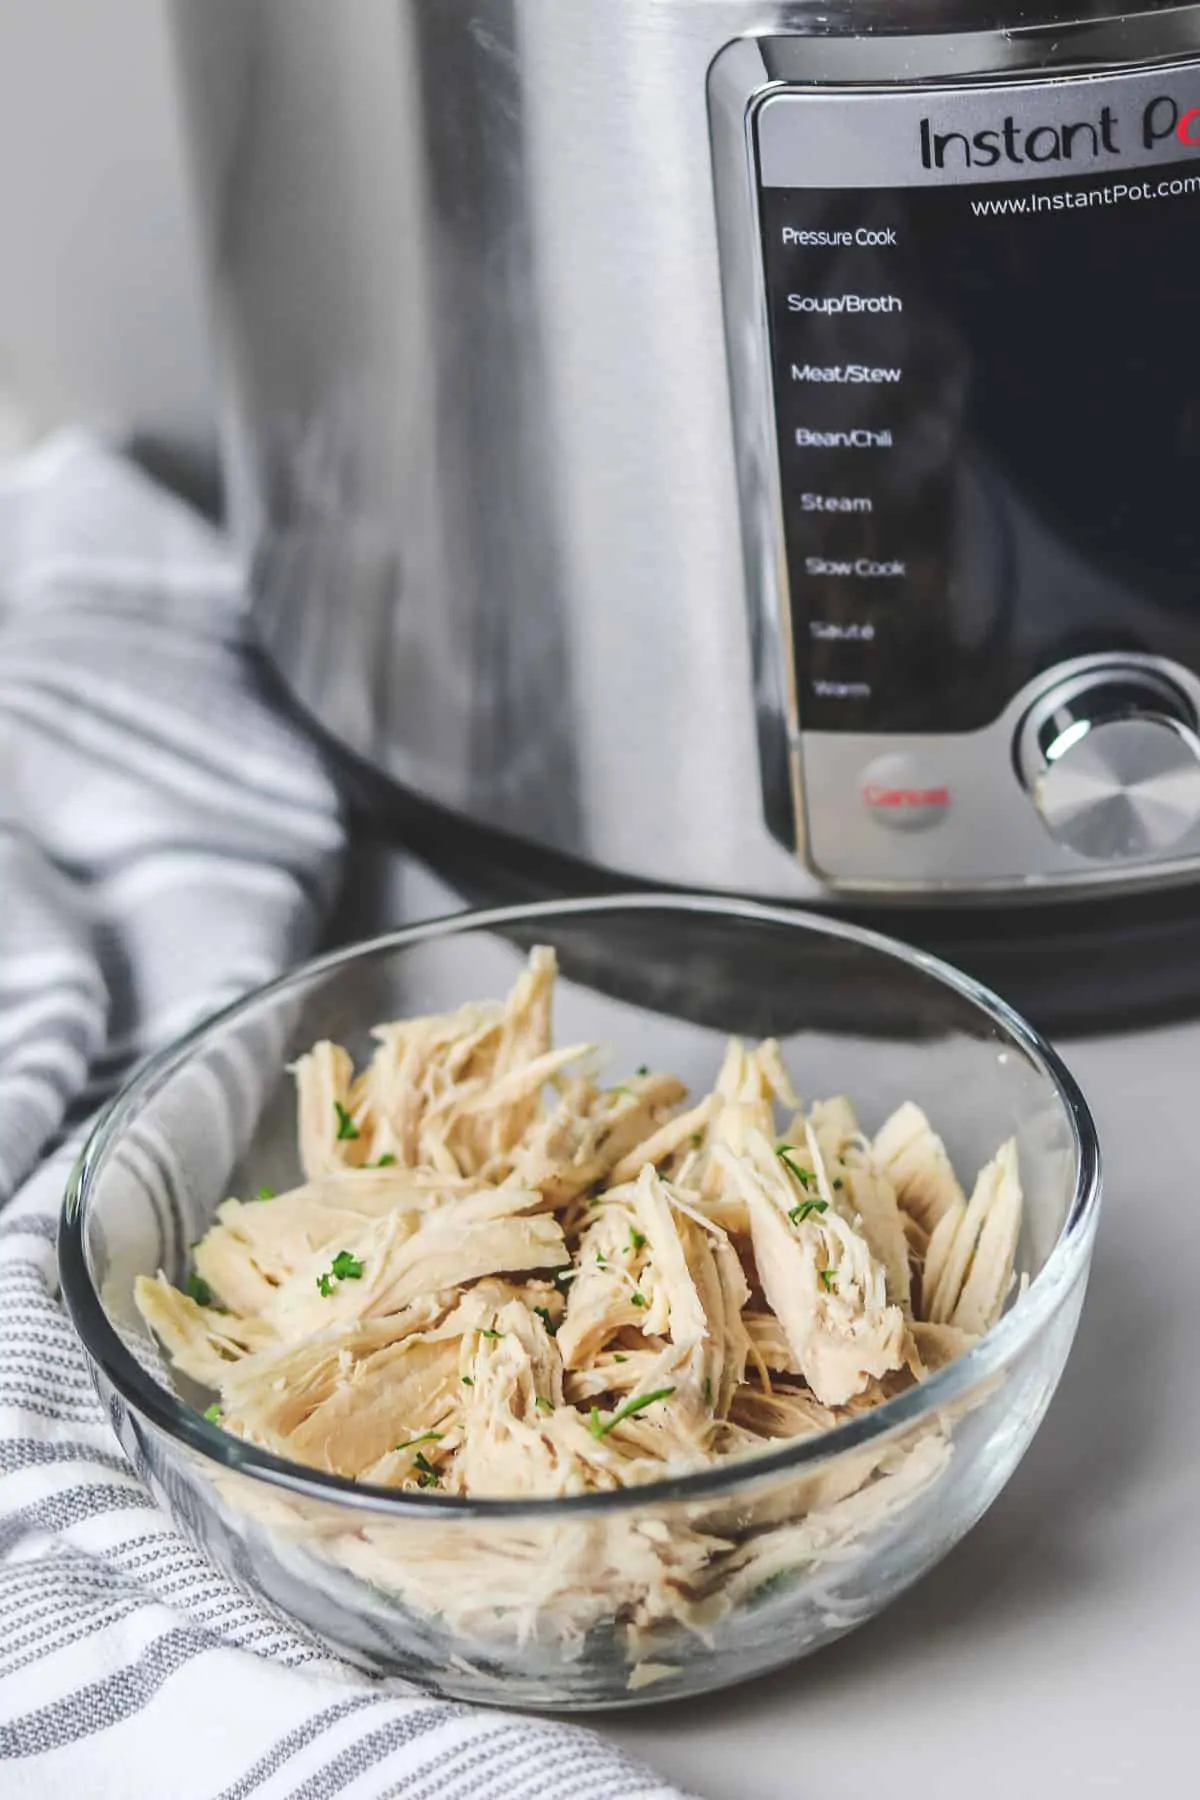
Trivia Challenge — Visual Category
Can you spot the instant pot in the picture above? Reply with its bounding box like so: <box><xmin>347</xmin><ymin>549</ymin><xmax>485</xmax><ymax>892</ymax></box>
<box><xmin>168</xmin><ymin>1</ymin><xmax>1200</xmax><ymax>1023</ymax></box>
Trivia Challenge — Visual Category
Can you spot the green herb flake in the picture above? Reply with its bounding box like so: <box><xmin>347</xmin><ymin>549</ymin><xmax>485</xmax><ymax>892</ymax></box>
<box><xmin>702</xmin><ymin>1377</ymin><xmax>713</xmax><ymax>1407</ymax></box>
<box><xmin>628</xmin><ymin>1226</ymin><xmax>647</xmax><ymax>1253</ymax></box>
<box><xmin>589</xmin><ymin>1386</ymin><xmax>676</xmax><ymax>1441</ymax></box>
<box><xmin>477</xmin><ymin>1327</ymin><xmax>505</xmax><ymax>1341</ymax></box>
<box><xmin>203</xmin><ymin>1402</ymin><xmax>221</xmax><ymax>1424</ymax></box>
<box><xmin>334</xmin><ymin>1101</ymin><xmax>360</xmax><ymax>1142</ymax></box>
<box><xmin>395</xmin><ymin>1431</ymin><xmax>444</xmax><ymax>1453</ymax></box>
<box><xmin>185</xmin><ymin>1273</ymin><xmax>214</xmax><ymax>1308</ymax></box>
<box><xmin>534</xmin><ymin>1396</ymin><xmax>553</xmax><ymax>1414</ymax></box>
<box><xmin>751</xmin><ymin>1569</ymin><xmax>795</xmax><ymax>1609</ymax></box>
<box><xmin>635</xmin><ymin>1064</ymin><xmax>650</xmax><ymax>1078</ymax></box>
<box><xmin>330</xmin><ymin>1250</ymin><xmax>364</xmax><ymax>1282</ymax></box>
<box><xmin>787</xmin><ymin>1198</ymin><xmax>829</xmax><ymax>1226</ymax></box>
<box><xmin>373</xmin><ymin>1152</ymin><xmax>397</xmax><ymax>1167</ymax></box>
<box><xmin>630</xmin><ymin>1291</ymin><xmax>648</xmax><ymax>1309</ymax></box>
<box><xmin>255</xmin><ymin>1186</ymin><xmax>275</xmax><ymax>1202</ymax></box>
<box><xmin>613</xmin><ymin>1352</ymin><xmax>629</xmax><ymax>1363</ymax></box>
<box><xmin>689</xmin><ymin>1131</ymin><xmax>704</xmax><ymax>1149</ymax></box>
<box><xmin>533</xmin><ymin>1306</ymin><xmax>558</xmax><ymax>1337</ymax></box>
<box><xmin>316</xmin><ymin>1271</ymin><xmax>335</xmax><ymax>1297</ymax></box>
<box><xmin>412</xmin><ymin>1450</ymin><xmax>441</xmax><ymax>1489</ymax></box>
<box><xmin>819</xmin><ymin>1267</ymin><xmax>838</xmax><ymax>1293</ymax></box>
<box><xmin>833</xmin><ymin>1176</ymin><xmax>845</xmax><ymax>1191</ymax></box>
<box><xmin>461</xmin><ymin>1375</ymin><xmax>475</xmax><ymax>1387</ymax></box>
<box><xmin>775</xmin><ymin>1145</ymin><xmax>813</xmax><ymax>1189</ymax></box>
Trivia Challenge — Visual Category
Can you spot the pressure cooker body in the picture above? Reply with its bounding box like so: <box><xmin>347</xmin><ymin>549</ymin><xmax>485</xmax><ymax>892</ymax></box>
<box><xmin>168</xmin><ymin>0</ymin><xmax>1200</xmax><ymax>904</ymax></box>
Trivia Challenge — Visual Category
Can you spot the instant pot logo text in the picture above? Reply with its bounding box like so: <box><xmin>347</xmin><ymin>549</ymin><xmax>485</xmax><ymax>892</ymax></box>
<box><xmin>918</xmin><ymin>93</ymin><xmax>1200</xmax><ymax>171</ymax></box>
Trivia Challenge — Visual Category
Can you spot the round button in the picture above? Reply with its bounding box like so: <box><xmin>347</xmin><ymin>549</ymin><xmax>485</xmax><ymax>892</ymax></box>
<box><xmin>1017</xmin><ymin>667</ymin><xmax>1200</xmax><ymax>862</ymax></box>
<box><xmin>860</xmin><ymin>754</ymin><xmax>951</xmax><ymax>832</ymax></box>
<box><xmin>1037</xmin><ymin>715</ymin><xmax>1200</xmax><ymax>860</ymax></box>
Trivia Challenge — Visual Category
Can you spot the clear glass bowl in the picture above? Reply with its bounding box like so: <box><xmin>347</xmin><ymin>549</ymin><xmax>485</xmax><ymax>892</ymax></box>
<box><xmin>59</xmin><ymin>895</ymin><xmax>1100</xmax><ymax>1709</ymax></box>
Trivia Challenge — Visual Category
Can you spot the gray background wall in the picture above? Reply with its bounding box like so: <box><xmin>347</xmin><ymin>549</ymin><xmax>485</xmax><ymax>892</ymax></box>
<box><xmin>0</xmin><ymin>1</ymin><xmax>214</xmax><ymax>466</ymax></box>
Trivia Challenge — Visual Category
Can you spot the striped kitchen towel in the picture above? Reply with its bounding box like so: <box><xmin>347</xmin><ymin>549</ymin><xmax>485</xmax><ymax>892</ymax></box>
<box><xmin>0</xmin><ymin>434</ymin><xmax>690</xmax><ymax>1800</ymax></box>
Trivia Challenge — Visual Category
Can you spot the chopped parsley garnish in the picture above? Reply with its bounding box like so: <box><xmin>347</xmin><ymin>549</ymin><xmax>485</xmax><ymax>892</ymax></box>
<box><xmin>534</xmin><ymin>1396</ymin><xmax>553</xmax><ymax>1414</ymax></box>
<box><xmin>533</xmin><ymin>1306</ymin><xmax>558</xmax><ymax>1336</ymax></box>
<box><xmin>334</xmin><ymin>1101</ymin><xmax>360</xmax><ymax>1141</ymax></box>
<box><xmin>635</xmin><ymin>1064</ymin><xmax>650</xmax><ymax>1078</ymax></box>
<box><xmin>788</xmin><ymin>1198</ymin><xmax>829</xmax><ymax>1226</ymax></box>
<box><xmin>373</xmin><ymin>1153</ymin><xmax>397</xmax><ymax>1168</ymax></box>
<box><xmin>589</xmin><ymin>1387</ymin><xmax>676</xmax><ymax>1440</ymax></box>
<box><xmin>316</xmin><ymin>1249</ymin><xmax>364</xmax><ymax>1296</ymax></box>
<box><xmin>751</xmin><ymin>1570</ymin><xmax>795</xmax><ymax>1608</ymax></box>
<box><xmin>702</xmin><ymin>1377</ymin><xmax>713</xmax><ymax>1407</ymax></box>
<box><xmin>396</xmin><ymin>1431</ymin><xmax>443</xmax><ymax>1453</ymax></box>
<box><xmin>203</xmin><ymin>1402</ymin><xmax>221</xmax><ymax>1423</ymax></box>
<box><xmin>613</xmin><ymin>1352</ymin><xmax>629</xmax><ymax>1363</ymax></box>
<box><xmin>596</xmin><ymin>1251</ymin><xmax>607</xmax><ymax>1267</ymax></box>
<box><xmin>461</xmin><ymin>1375</ymin><xmax>475</xmax><ymax>1387</ymax></box>
<box><xmin>477</xmin><ymin>1327</ymin><xmax>505</xmax><ymax>1341</ymax></box>
<box><xmin>185</xmin><ymin>1273</ymin><xmax>214</xmax><ymax>1308</ymax></box>
<box><xmin>690</xmin><ymin>1131</ymin><xmax>704</xmax><ymax>1148</ymax></box>
<box><xmin>833</xmin><ymin>1177</ymin><xmax>845</xmax><ymax>1191</ymax></box>
<box><xmin>255</xmin><ymin>1186</ymin><xmax>275</xmax><ymax>1202</ymax></box>
<box><xmin>775</xmin><ymin>1145</ymin><xmax>813</xmax><ymax>1189</ymax></box>
<box><xmin>630</xmin><ymin>1291</ymin><xmax>647</xmax><ymax>1309</ymax></box>
<box><xmin>628</xmin><ymin>1226</ymin><xmax>647</xmax><ymax>1253</ymax></box>
<box><xmin>412</xmin><ymin>1451</ymin><xmax>440</xmax><ymax>1489</ymax></box>
<box><xmin>819</xmin><ymin>1267</ymin><xmax>838</xmax><ymax>1292</ymax></box>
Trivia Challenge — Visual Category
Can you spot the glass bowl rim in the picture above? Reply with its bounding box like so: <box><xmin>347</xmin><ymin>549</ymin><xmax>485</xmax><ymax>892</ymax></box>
<box><xmin>59</xmin><ymin>891</ymin><xmax>1101</xmax><ymax>1521</ymax></box>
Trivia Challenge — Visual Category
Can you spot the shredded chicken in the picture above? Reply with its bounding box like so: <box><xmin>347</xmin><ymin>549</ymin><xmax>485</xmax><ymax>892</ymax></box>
<box><xmin>874</xmin><ymin>1100</ymin><xmax>967</xmax><ymax>1238</ymax></box>
<box><xmin>136</xmin><ymin>947</ymin><xmax>1026</xmax><ymax>1671</ymax></box>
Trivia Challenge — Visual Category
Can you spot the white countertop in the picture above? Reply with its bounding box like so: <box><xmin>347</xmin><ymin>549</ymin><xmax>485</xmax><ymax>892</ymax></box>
<box><xmin>341</xmin><ymin>846</ymin><xmax>1200</xmax><ymax>1798</ymax></box>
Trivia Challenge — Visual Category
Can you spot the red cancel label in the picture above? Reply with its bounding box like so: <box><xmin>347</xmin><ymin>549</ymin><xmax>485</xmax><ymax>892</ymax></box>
<box><xmin>862</xmin><ymin>784</ymin><xmax>950</xmax><ymax>809</ymax></box>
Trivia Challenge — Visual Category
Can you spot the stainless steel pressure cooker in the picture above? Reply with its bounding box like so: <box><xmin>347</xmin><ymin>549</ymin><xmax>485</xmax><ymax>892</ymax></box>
<box><xmin>169</xmin><ymin>1</ymin><xmax>1200</xmax><ymax>917</ymax></box>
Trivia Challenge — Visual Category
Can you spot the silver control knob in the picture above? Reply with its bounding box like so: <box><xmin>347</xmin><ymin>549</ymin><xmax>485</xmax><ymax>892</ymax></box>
<box><xmin>1017</xmin><ymin>669</ymin><xmax>1200</xmax><ymax>862</ymax></box>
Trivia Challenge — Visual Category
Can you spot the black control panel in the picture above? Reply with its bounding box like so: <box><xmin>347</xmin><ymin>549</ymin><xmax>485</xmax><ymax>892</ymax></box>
<box><xmin>757</xmin><ymin>108</ymin><xmax>1200</xmax><ymax>735</ymax></box>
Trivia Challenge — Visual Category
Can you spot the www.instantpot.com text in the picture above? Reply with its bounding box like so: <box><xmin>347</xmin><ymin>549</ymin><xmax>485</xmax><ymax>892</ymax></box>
<box><xmin>971</xmin><ymin>169</ymin><xmax>1200</xmax><ymax>216</ymax></box>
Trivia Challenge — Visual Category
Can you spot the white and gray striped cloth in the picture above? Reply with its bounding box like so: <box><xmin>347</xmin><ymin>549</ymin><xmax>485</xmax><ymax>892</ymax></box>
<box><xmin>0</xmin><ymin>435</ymin><xmax>691</xmax><ymax>1799</ymax></box>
